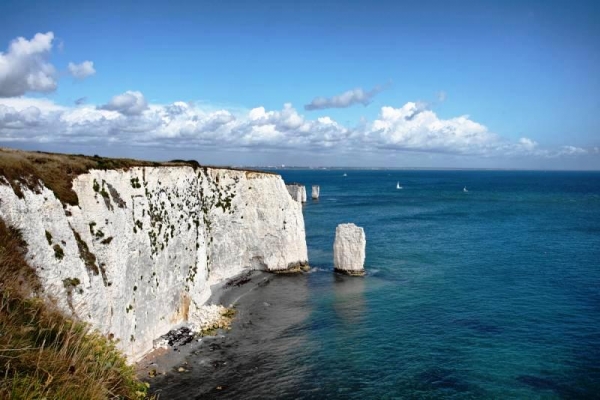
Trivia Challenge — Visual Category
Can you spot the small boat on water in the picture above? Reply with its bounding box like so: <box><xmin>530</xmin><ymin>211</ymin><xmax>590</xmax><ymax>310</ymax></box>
<box><xmin>396</xmin><ymin>182</ymin><xmax>403</xmax><ymax>189</ymax></box>
<box><xmin>463</xmin><ymin>186</ymin><xmax>468</xmax><ymax>192</ymax></box>
<box><xmin>343</xmin><ymin>173</ymin><xmax>347</xmax><ymax>177</ymax></box>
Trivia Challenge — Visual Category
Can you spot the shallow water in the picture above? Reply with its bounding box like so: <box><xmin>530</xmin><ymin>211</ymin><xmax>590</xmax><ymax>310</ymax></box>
<box><xmin>149</xmin><ymin>170</ymin><xmax>600</xmax><ymax>399</ymax></box>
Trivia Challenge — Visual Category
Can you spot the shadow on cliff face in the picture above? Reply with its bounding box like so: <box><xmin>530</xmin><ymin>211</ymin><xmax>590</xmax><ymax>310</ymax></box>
<box><xmin>147</xmin><ymin>271</ymin><xmax>312</xmax><ymax>399</ymax></box>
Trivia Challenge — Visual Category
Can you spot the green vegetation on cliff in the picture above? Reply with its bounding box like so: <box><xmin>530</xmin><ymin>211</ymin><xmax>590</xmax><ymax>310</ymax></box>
<box><xmin>0</xmin><ymin>217</ymin><xmax>150</xmax><ymax>399</ymax></box>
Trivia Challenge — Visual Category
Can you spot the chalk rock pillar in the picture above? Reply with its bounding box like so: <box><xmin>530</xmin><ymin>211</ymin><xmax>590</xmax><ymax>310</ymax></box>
<box><xmin>286</xmin><ymin>184</ymin><xmax>307</xmax><ymax>203</ymax></box>
<box><xmin>333</xmin><ymin>223</ymin><xmax>366</xmax><ymax>276</ymax></box>
<box><xmin>312</xmin><ymin>185</ymin><xmax>320</xmax><ymax>200</ymax></box>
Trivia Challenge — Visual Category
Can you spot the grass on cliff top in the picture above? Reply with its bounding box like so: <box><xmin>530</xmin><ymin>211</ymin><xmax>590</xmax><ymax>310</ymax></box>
<box><xmin>0</xmin><ymin>148</ymin><xmax>162</xmax><ymax>205</ymax></box>
<box><xmin>0</xmin><ymin>217</ymin><xmax>151</xmax><ymax>399</ymax></box>
<box><xmin>0</xmin><ymin>147</ymin><xmax>275</xmax><ymax>206</ymax></box>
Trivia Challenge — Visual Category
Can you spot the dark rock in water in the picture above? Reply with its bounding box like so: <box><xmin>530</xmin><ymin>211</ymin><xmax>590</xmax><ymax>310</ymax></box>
<box><xmin>160</xmin><ymin>326</ymin><xmax>195</xmax><ymax>348</ymax></box>
<box><xmin>334</xmin><ymin>267</ymin><xmax>366</xmax><ymax>277</ymax></box>
<box><xmin>257</xmin><ymin>277</ymin><xmax>271</xmax><ymax>287</ymax></box>
<box><xmin>225</xmin><ymin>271</ymin><xmax>253</xmax><ymax>288</ymax></box>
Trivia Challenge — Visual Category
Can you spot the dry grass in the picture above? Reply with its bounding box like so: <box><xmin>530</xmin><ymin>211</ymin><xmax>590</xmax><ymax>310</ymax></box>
<box><xmin>0</xmin><ymin>147</ymin><xmax>275</xmax><ymax>206</ymax></box>
<box><xmin>0</xmin><ymin>217</ymin><xmax>151</xmax><ymax>399</ymax></box>
<box><xmin>0</xmin><ymin>148</ymin><xmax>163</xmax><ymax>206</ymax></box>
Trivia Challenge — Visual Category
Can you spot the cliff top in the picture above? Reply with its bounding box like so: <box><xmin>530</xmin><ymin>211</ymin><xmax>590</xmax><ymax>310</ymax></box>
<box><xmin>0</xmin><ymin>147</ymin><xmax>275</xmax><ymax>206</ymax></box>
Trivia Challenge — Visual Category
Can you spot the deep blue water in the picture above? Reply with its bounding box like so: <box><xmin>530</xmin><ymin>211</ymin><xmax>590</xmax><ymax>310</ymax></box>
<box><xmin>151</xmin><ymin>170</ymin><xmax>600</xmax><ymax>399</ymax></box>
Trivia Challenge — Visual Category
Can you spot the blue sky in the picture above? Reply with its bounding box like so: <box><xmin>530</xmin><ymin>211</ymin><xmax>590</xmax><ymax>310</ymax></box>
<box><xmin>0</xmin><ymin>0</ymin><xmax>598</xmax><ymax>168</ymax></box>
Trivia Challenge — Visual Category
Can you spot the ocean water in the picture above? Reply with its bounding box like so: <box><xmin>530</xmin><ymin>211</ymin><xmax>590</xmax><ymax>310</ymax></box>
<box><xmin>150</xmin><ymin>170</ymin><xmax>600</xmax><ymax>399</ymax></box>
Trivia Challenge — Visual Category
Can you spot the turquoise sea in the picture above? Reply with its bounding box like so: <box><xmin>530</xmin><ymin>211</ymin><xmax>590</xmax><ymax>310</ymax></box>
<box><xmin>150</xmin><ymin>170</ymin><xmax>600</xmax><ymax>399</ymax></box>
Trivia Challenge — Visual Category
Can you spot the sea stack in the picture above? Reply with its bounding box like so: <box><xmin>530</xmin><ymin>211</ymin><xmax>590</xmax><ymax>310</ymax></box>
<box><xmin>312</xmin><ymin>185</ymin><xmax>320</xmax><ymax>200</ymax></box>
<box><xmin>286</xmin><ymin>183</ymin><xmax>307</xmax><ymax>203</ymax></box>
<box><xmin>333</xmin><ymin>223</ymin><xmax>366</xmax><ymax>276</ymax></box>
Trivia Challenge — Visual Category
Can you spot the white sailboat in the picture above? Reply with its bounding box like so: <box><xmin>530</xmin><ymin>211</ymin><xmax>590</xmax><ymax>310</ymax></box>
<box><xmin>463</xmin><ymin>186</ymin><xmax>468</xmax><ymax>192</ymax></box>
<box><xmin>396</xmin><ymin>182</ymin><xmax>402</xmax><ymax>189</ymax></box>
<box><xmin>343</xmin><ymin>173</ymin><xmax>347</xmax><ymax>177</ymax></box>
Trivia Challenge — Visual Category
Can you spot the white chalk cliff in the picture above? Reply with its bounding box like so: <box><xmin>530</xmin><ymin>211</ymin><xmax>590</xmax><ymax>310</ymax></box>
<box><xmin>285</xmin><ymin>184</ymin><xmax>307</xmax><ymax>203</ymax></box>
<box><xmin>311</xmin><ymin>185</ymin><xmax>320</xmax><ymax>200</ymax></box>
<box><xmin>333</xmin><ymin>223</ymin><xmax>366</xmax><ymax>276</ymax></box>
<box><xmin>0</xmin><ymin>166</ymin><xmax>307</xmax><ymax>360</ymax></box>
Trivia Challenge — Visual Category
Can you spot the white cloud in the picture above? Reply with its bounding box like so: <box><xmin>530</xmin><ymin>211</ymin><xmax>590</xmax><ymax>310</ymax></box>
<box><xmin>0</xmin><ymin>97</ymin><xmax>66</xmax><ymax>113</ymax></box>
<box><xmin>68</xmin><ymin>61</ymin><xmax>96</xmax><ymax>79</ymax></box>
<box><xmin>305</xmin><ymin>83</ymin><xmax>389</xmax><ymax>110</ymax></box>
<box><xmin>0</xmin><ymin>32</ymin><xmax>57</xmax><ymax>97</ymax></box>
<box><xmin>0</xmin><ymin>32</ymin><xmax>97</xmax><ymax>97</ymax></box>
<box><xmin>557</xmin><ymin>145</ymin><xmax>587</xmax><ymax>156</ymax></box>
<box><xmin>98</xmin><ymin>91</ymin><xmax>148</xmax><ymax>116</ymax></box>
<box><xmin>370</xmin><ymin>102</ymin><xmax>497</xmax><ymax>154</ymax></box>
<box><xmin>517</xmin><ymin>137</ymin><xmax>538</xmax><ymax>150</ymax></box>
<box><xmin>0</xmin><ymin>104</ymin><xmax>42</xmax><ymax>129</ymax></box>
<box><xmin>0</xmin><ymin>94</ymin><xmax>594</xmax><ymax>161</ymax></box>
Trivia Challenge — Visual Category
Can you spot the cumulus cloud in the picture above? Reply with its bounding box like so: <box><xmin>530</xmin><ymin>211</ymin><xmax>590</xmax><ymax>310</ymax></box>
<box><xmin>68</xmin><ymin>61</ymin><xmax>96</xmax><ymax>79</ymax></box>
<box><xmin>517</xmin><ymin>137</ymin><xmax>538</xmax><ymax>150</ymax></box>
<box><xmin>0</xmin><ymin>32</ymin><xmax>57</xmax><ymax>97</ymax></box>
<box><xmin>304</xmin><ymin>83</ymin><xmax>389</xmax><ymax>111</ymax></box>
<box><xmin>0</xmin><ymin>94</ymin><xmax>593</xmax><ymax>161</ymax></box>
<box><xmin>98</xmin><ymin>91</ymin><xmax>148</xmax><ymax>116</ymax></box>
<box><xmin>369</xmin><ymin>102</ymin><xmax>498</xmax><ymax>154</ymax></box>
<box><xmin>0</xmin><ymin>105</ymin><xmax>42</xmax><ymax>129</ymax></box>
<box><xmin>0</xmin><ymin>32</ymin><xmax>97</xmax><ymax>97</ymax></box>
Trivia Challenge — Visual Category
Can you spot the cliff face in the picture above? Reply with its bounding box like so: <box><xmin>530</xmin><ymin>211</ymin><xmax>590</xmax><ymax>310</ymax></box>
<box><xmin>286</xmin><ymin>184</ymin><xmax>307</xmax><ymax>203</ymax></box>
<box><xmin>0</xmin><ymin>165</ymin><xmax>307</xmax><ymax>360</ymax></box>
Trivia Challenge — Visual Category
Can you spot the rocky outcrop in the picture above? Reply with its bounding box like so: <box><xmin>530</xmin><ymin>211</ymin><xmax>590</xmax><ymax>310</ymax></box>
<box><xmin>333</xmin><ymin>223</ymin><xmax>366</xmax><ymax>276</ymax></box>
<box><xmin>286</xmin><ymin>184</ymin><xmax>307</xmax><ymax>203</ymax></box>
<box><xmin>311</xmin><ymin>185</ymin><xmax>320</xmax><ymax>200</ymax></box>
<box><xmin>0</xmin><ymin>166</ymin><xmax>308</xmax><ymax>360</ymax></box>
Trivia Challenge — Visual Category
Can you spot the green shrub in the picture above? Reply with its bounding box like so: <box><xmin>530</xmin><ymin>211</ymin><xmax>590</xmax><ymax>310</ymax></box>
<box><xmin>53</xmin><ymin>244</ymin><xmax>64</xmax><ymax>260</ymax></box>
